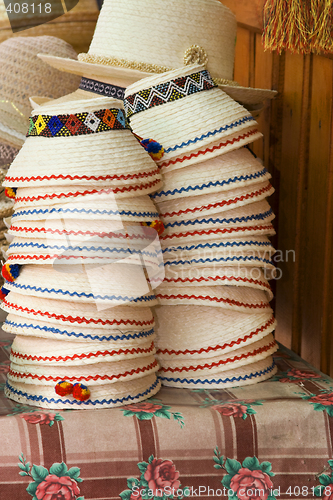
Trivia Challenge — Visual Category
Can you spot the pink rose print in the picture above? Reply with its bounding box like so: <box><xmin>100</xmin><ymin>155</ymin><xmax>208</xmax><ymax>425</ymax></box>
<box><xmin>144</xmin><ymin>458</ymin><xmax>180</xmax><ymax>497</ymax></box>
<box><xmin>21</xmin><ymin>413</ymin><xmax>56</xmax><ymax>425</ymax></box>
<box><xmin>230</xmin><ymin>467</ymin><xmax>273</xmax><ymax>500</ymax></box>
<box><xmin>36</xmin><ymin>474</ymin><xmax>80</xmax><ymax>500</ymax></box>
<box><xmin>211</xmin><ymin>403</ymin><xmax>248</xmax><ymax>418</ymax></box>
<box><xmin>125</xmin><ymin>402</ymin><xmax>163</xmax><ymax>413</ymax></box>
<box><xmin>323</xmin><ymin>484</ymin><xmax>333</xmax><ymax>500</ymax></box>
<box><xmin>308</xmin><ymin>393</ymin><xmax>333</xmax><ymax>406</ymax></box>
<box><xmin>288</xmin><ymin>369</ymin><xmax>321</xmax><ymax>379</ymax></box>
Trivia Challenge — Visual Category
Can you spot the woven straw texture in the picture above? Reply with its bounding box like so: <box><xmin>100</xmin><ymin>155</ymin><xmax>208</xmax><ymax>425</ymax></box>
<box><xmin>5</xmin><ymin>373</ymin><xmax>161</xmax><ymax>409</ymax></box>
<box><xmin>152</xmin><ymin>148</ymin><xmax>271</xmax><ymax>201</ymax></box>
<box><xmin>158</xmin><ymin>356</ymin><xmax>277</xmax><ymax>389</ymax></box>
<box><xmin>0</xmin><ymin>36</ymin><xmax>80</xmax><ymax>147</ymax></box>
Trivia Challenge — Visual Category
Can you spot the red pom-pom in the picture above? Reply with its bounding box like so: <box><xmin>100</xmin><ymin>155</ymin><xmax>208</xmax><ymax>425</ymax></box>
<box><xmin>72</xmin><ymin>383</ymin><xmax>90</xmax><ymax>401</ymax></box>
<box><xmin>55</xmin><ymin>381</ymin><xmax>73</xmax><ymax>397</ymax></box>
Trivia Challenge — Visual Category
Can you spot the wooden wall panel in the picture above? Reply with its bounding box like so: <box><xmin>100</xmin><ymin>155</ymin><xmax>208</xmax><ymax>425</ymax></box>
<box><xmin>222</xmin><ymin>2</ymin><xmax>333</xmax><ymax>374</ymax></box>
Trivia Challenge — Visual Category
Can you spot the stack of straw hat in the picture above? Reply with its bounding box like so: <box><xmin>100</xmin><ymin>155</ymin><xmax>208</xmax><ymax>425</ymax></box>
<box><xmin>1</xmin><ymin>55</ymin><xmax>165</xmax><ymax>407</ymax></box>
<box><xmin>124</xmin><ymin>62</ymin><xmax>278</xmax><ymax>388</ymax></box>
<box><xmin>0</xmin><ymin>35</ymin><xmax>80</xmax><ymax>285</ymax></box>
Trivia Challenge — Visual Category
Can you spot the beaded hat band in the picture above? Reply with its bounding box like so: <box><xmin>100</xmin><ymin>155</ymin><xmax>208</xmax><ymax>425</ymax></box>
<box><xmin>28</xmin><ymin>108</ymin><xmax>129</xmax><ymax>138</ymax></box>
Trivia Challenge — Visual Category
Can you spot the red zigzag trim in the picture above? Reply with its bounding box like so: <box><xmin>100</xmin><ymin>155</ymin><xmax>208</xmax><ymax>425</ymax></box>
<box><xmin>159</xmin><ymin>129</ymin><xmax>259</xmax><ymax>168</ymax></box>
<box><xmin>161</xmin><ymin>225</ymin><xmax>275</xmax><ymax>241</ymax></box>
<box><xmin>159</xmin><ymin>341</ymin><xmax>277</xmax><ymax>372</ymax></box>
<box><xmin>156</xmin><ymin>293</ymin><xmax>270</xmax><ymax>309</ymax></box>
<box><xmin>163</xmin><ymin>275</ymin><xmax>272</xmax><ymax>290</ymax></box>
<box><xmin>157</xmin><ymin>317</ymin><xmax>275</xmax><ymax>355</ymax></box>
<box><xmin>6</xmin><ymin>169</ymin><xmax>159</xmax><ymax>183</ymax></box>
<box><xmin>9</xmin><ymin>360</ymin><xmax>158</xmax><ymax>382</ymax></box>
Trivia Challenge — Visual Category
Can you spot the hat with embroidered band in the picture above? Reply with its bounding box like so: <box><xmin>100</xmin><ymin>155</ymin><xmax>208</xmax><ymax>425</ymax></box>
<box><xmin>124</xmin><ymin>65</ymin><xmax>262</xmax><ymax>171</ymax></box>
<box><xmin>3</xmin><ymin>96</ymin><xmax>162</xmax><ymax>191</ymax></box>
<box><xmin>155</xmin><ymin>284</ymin><xmax>272</xmax><ymax>313</ymax></box>
<box><xmin>162</xmin><ymin>265</ymin><xmax>274</xmax><ymax>300</ymax></box>
<box><xmin>0</xmin><ymin>36</ymin><xmax>80</xmax><ymax>148</ymax></box>
<box><xmin>157</xmin><ymin>333</ymin><xmax>277</xmax><ymax>376</ymax></box>
<box><xmin>152</xmin><ymin>148</ymin><xmax>271</xmax><ymax>202</ymax></box>
<box><xmin>160</xmin><ymin>200</ymin><xmax>276</xmax><ymax>241</ymax></box>
<box><xmin>158</xmin><ymin>356</ymin><xmax>277</xmax><ymax>389</ymax></box>
<box><xmin>38</xmin><ymin>0</ymin><xmax>276</xmax><ymax>106</ymax></box>
<box><xmin>155</xmin><ymin>305</ymin><xmax>276</xmax><ymax>358</ymax></box>
<box><xmin>3</xmin><ymin>263</ymin><xmax>158</xmax><ymax>308</ymax></box>
<box><xmin>5</xmin><ymin>372</ymin><xmax>161</xmax><ymax>409</ymax></box>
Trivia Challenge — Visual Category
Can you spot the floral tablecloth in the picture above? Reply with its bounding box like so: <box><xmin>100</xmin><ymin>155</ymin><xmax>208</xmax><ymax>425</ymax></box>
<box><xmin>1</xmin><ymin>327</ymin><xmax>333</xmax><ymax>500</ymax></box>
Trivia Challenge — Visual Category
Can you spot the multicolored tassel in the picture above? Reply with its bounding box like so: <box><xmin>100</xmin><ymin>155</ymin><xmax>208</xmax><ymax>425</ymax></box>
<box><xmin>263</xmin><ymin>0</ymin><xmax>333</xmax><ymax>54</ymax></box>
<box><xmin>0</xmin><ymin>286</ymin><xmax>10</xmax><ymax>301</ymax></box>
<box><xmin>72</xmin><ymin>383</ymin><xmax>90</xmax><ymax>401</ymax></box>
<box><xmin>5</xmin><ymin>187</ymin><xmax>16</xmax><ymax>199</ymax></box>
<box><xmin>133</xmin><ymin>133</ymin><xmax>164</xmax><ymax>160</ymax></box>
<box><xmin>141</xmin><ymin>220</ymin><xmax>165</xmax><ymax>236</ymax></box>
<box><xmin>55</xmin><ymin>381</ymin><xmax>74</xmax><ymax>397</ymax></box>
<box><xmin>2</xmin><ymin>263</ymin><xmax>21</xmax><ymax>282</ymax></box>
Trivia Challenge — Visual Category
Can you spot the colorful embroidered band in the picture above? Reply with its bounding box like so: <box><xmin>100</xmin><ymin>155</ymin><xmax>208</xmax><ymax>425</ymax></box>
<box><xmin>124</xmin><ymin>69</ymin><xmax>217</xmax><ymax>120</ymax></box>
<box><xmin>79</xmin><ymin>77</ymin><xmax>125</xmax><ymax>100</ymax></box>
<box><xmin>27</xmin><ymin>108</ymin><xmax>129</xmax><ymax>138</ymax></box>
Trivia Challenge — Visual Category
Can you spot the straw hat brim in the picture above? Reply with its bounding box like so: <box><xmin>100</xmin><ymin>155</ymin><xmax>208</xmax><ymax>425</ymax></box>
<box><xmin>5</xmin><ymin>373</ymin><xmax>161</xmax><ymax>409</ymax></box>
<box><xmin>38</xmin><ymin>54</ymin><xmax>277</xmax><ymax>106</ymax></box>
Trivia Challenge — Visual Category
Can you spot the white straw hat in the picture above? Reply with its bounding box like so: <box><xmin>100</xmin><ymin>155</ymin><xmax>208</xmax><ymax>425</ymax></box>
<box><xmin>158</xmin><ymin>357</ymin><xmax>277</xmax><ymax>389</ymax></box>
<box><xmin>152</xmin><ymin>148</ymin><xmax>271</xmax><ymax>202</ymax></box>
<box><xmin>124</xmin><ymin>65</ymin><xmax>262</xmax><ymax>171</ymax></box>
<box><xmin>155</xmin><ymin>284</ymin><xmax>272</xmax><ymax>313</ymax></box>
<box><xmin>160</xmin><ymin>200</ymin><xmax>275</xmax><ymax>240</ymax></box>
<box><xmin>162</xmin><ymin>265</ymin><xmax>274</xmax><ymax>300</ymax></box>
<box><xmin>3</xmin><ymin>308</ymin><xmax>155</xmax><ymax>344</ymax></box>
<box><xmin>10</xmin><ymin>335</ymin><xmax>156</xmax><ymax>366</ymax></box>
<box><xmin>158</xmin><ymin>333</ymin><xmax>277</xmax><ymax>376</ymax></box>
<box><xmin>38</xmin><ymin>0</ymin><xmax>276</xmax><ymax>105</ymax></box>
<box><xmin>154</xmin><ymin>305</ymin><xmax>276</xmax><ymax>359</ymax></box>
<box><xmin>0</xmin><ymin>36</ymin><xmax>80</xmax><ymax>148</ymax></box>
<box><xmin>4</xmin><ymin>263</ymin><xmax>158</xmax><ymax>307</ymax></box>
<box><xmin>11</xmin><ymin>194</ymin><xmax>159</xmax><ymax>222</ymax></box>
<box><xmin>5</xmin><ymin>372</ymin><xmax>161</xmax><ymax>409</ymax></box>
<box><xmin>157</xmin><ymin>181</ymin><xmax>274</xmax><ymax>222</ymax></box>
<box><xmin>1</xmin><ymin>292</ymin><xmax>155</xmax><ymax>329</ymax></box>
<box><xmin>4</xmin><ymin>97</ymin><xmax>162</xmax><ymax>190</ymax></box>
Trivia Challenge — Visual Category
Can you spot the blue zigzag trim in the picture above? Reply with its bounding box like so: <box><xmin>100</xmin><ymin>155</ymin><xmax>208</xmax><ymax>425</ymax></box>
<box><xmin>163</xmin><ymin>116</ymin><xmax>255</xmax><ymax>153</ymax></box>
<box><xmin>152</xmin><ymin>168</ymin><xmax>267</xmax><ymax>198</ymax></box>
<box><xmin>4</xmin><ymin>320</ymin><xmax>155</xmax><ymax>341</ymax></box>
<box><xmin>5</xmin><ymin>378</ymin><xmax>160</xmax><ymax>406</ymax></box>
<box><xmin>163</xmin><ymin>240</ymin><xmax>272</xmax><ymax>253</ymax></box>
<box><xmin>12</xmin><ymin>208</ymin><xmax>159</xmax><ymax>218</ymax></box>
<box><xmin>7</xmin><ymin>281</ymin><xmax>156</xmax><ymax>303</ymax></box>
<box><xmin>158</xmin><ymin>361</ymin><xmax>275</xmax><ymax>385</ymax></box>
<box><xmin>164</xmin><ymin>256</ymin><xmax>273</xmax><ymax>266</ymax></box>
<box><xmin>9</xmin><ymin>241</ymin><xmax>159</xmax><ymax>258</ymax></box>
<box><xmin>164</xmin><ymin>209</ymin><xmax>273</xmax><ymax>228</ymax></box>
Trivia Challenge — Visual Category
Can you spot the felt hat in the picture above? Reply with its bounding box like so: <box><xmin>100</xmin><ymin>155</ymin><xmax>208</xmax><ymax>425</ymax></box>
<box><xmin>124</xmin><ymin>65</ymin><xmax>262</xmax><ymax>171</ymax></box>
<box><xmin>38</xmin><ymin>0</ymin><xmax>276</xmax><ymax>105</ymax></box>
<box><xmin>3</xmin><ymin>96</ymin><xmax>162</xmax><ymax>191</ymax></box>
<box><xmin>5</xmin><ymin>372</ymin><xmax>161</xmax><ymax>409</ymax></box>
<box><xmin>152</xmin><ymin>148</ymin><xmax>271</xmax><ymax>202</ymax></box>
<box><xmin>158</xmin><ymin>357</ymin><xmax>277</xmax><ymax>389</ymax></box>
<box><xmin>154</xmin><ymin>305</ymin><xmax>276</xmax><ymax>359</ymax></box>
<box><xmin>0</xmin><ymin>36</ymin><xmax>80</xmax><ymax>148</ymax></box>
